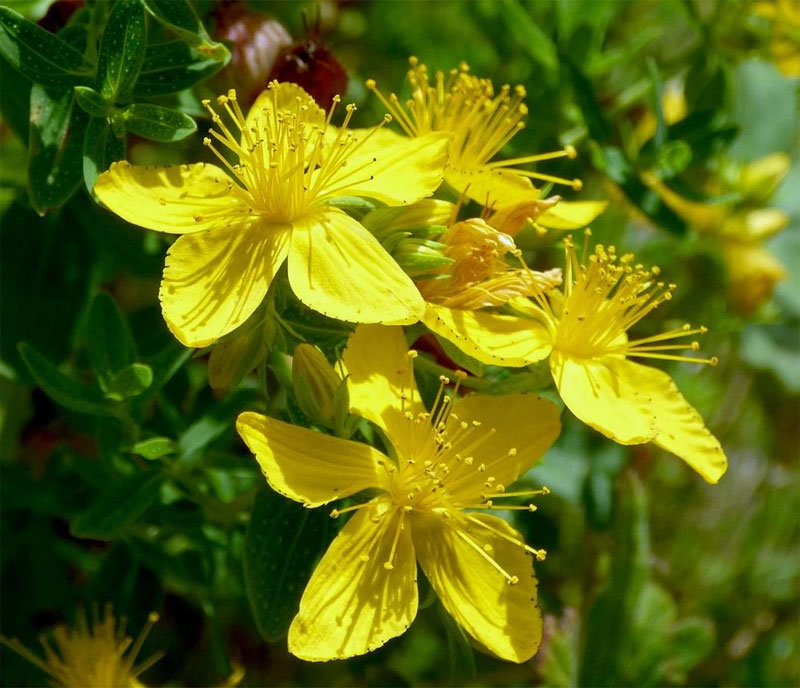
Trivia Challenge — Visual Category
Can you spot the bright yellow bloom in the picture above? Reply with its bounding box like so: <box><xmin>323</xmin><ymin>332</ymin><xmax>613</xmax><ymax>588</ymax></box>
<box><xmin>237</xmin><ymin>324</ymin><xmax>561</xmax><ymax>662</ymax></box>
<box><xmin>513</xmin><ymin>236</ymin><xmax>728</xmax><ymax>483</ymax></box>
<box><xmin>95</xmin><ymin>82</ymin><xmax>449</xmax><ymax>347</ymax></box>
<box><xmin>1</xmin><ymin>606</ymin><xmax>160</xmax><ymax>688</ymax></box>
<box><xmin>366</xmin><ymin>58</ymin><xmax>604</xmax><ymax>230</ymax></box>
<box><xmin>417</xmin><ymin>217</ymin><xmax>563</xmax><ymax>366</ymax></box>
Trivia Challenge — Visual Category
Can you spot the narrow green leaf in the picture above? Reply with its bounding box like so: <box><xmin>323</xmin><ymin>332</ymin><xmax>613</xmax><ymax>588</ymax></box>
<box><xmin>0</xmin><ymin>6</ymin><xmax>94</xmax><ymax>88</ymax></box>
<box><xmin>501</xmin><ymin>0</ymin><xmax>558</xmax><ymax>74</ymax></box>
<box><xmin>71</xmin><ymin>470</ymin><xmax>163</xmax><ymax>540</ymax></box>
<box><xmin>142</xmin><ymin>0</ymin><xmax>229</xmax><ymax>61</ymax></box>
<box><xmin>103</xmin><ymin>363</ymin><xmax>153</xmax><ymax>400</ymax></box>
<box><xmin>28</xmin><ymin>84</ymin><xmax>87</xmax><ymax>214</ymax></box>
<box><xmin>87</xmin><ymin>292</ymin><xmax>135</xmax><ymax>391</ymax></box>
<box><xmin>18</xmin><ymin>341</ymin><xmax>108</xmax><ymax>415</ymax></box>
<box><xmin>122</xmin><ymin>103</ymin><xmax>196</xmax><ymax>142</ymax></box>
<box><xmin>243</xmin><ymin>488</ymin><xmax>332</xmax><ymax>641</ymax></box>
<box><xmin>97</xmin><ymin>0</ymin><xmax>147</xmax><ymax>101</ymax></box>
<box><xmin>132</xmin><ymin>437</ymin><xmax>177</xmax><ymax>460</ymax></box>
<box><xmin>133</xmin><ymin>40</ymin><xmax>227</xmax><ymax>97</ymax></box>
<box><xmin>83</xmin><ymin>115</ymin><xmax>125</xmax><ymax>192</ymax></box>
<box><xmin>74</xmin><ymin>85</ymin><xmax>111</xmax><ymax>117</ymax></box>
<box><xmin>0</xmin><ymin>54</ymin><xmax>32</xmax><ymax>139</ymax></box>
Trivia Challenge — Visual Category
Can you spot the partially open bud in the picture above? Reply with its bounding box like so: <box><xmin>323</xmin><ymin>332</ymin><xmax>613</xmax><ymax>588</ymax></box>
<box><xmin>292</xmin><ymin>344</ymin><xmax>342</xmax><ymax>429</ymax></box>
<box><xmin>362</xmin><ymin>199</ymin><xmax>455</xmax><ymax>240</ymax></box>
<box><xmin>736</xmin><ymin>153</ymin><xmax>791</xmax><ymax>204</ymax></box>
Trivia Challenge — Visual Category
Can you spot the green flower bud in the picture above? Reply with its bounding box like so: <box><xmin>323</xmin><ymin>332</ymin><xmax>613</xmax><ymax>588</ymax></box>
<box><xmin>292</xmin><ymin>344</ymin><xmax>342</xmax><ymax>428</ymax></box>
<box><xmin>392</xmin><ymin>237</ymin><xmax>454</xmax><ymax>277</ymax></box>
<box><xmin>208</xmin><ymin>324</ymin><xmax>270</xmax><ymax>394</ymax></box>
<box><xmin>362</xmin><ymin>199</ymin><xmax>455</xmax><ymax>240</ymax></box>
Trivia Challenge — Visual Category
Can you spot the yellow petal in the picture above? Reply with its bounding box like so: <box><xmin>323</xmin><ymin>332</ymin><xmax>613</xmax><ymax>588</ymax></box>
<box><xmin>95</xmin><ymin>161</ymin><xmax>249</xmax><ymax>233</ymax></box>
<box><xmin>412</xmin><ymin>512</ymin><xmax>542</xmax><ymax>663</ymax></box>
<box><xmin>536</xmin><ymin>200</ymin><xmax>609</xmax><ymax>230</ymax></box>
<box><xmin>236</xmin><ymin>412</ymin><xmax>392</xmax><ymax>506</ymax></box>
<box><xmin>633</xmin><ymin>364</ymin><xmax>728</xmax><ymax>483</ymax></box>
<box><xmin>423</xmin><ymin>304</ymin><xmax>552</xmax><ymax>368</ymax></box>
<box><xmin>445</xmin><ymin>168</ymin><xmax>538</xmax><ymax>208</ymax></box>
<box><xmin>443</xmin><ymin>392</ymin><xmax>561</xmax><ymax>503</ymax></box>
<box><xmin>159</xmin><ymin>220</ymin><xmax>289</xmax><ymax>347</ymax></box>
<box><xmin>288</xmin><ymin>208</ymin><xmax>424</xmax><ymax>324</ymax></box>
<box><xmin>245</xmin><ymin>82</ymin><xmax>325</xmax><ymax>150</ymax></box>
<box><xmin>322</xmin><ymin>128</ymin><xmax>449</xmax><ymax>206</ymax></box>
<box><xmin>288</xmin><ymin>499</ymin><xmax>418</xmax><ymax>661</ymax></box>
<box><xmin>550</xmin><ymin>352</ymin><xmax>657</xmax><ymax>444</ymax></box>
<box><xmin>342</xmin><ymin>324</ymin><xmax>424</xmax><ymax>456</ymax></box>
<box><xmin>640</xmin><ymin>171</ymin><xmax>727</xmax><ymax>232</ymax></box>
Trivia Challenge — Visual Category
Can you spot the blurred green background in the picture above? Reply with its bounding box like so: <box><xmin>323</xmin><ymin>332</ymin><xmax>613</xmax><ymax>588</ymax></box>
<box><xmin>1</xmin><ymin>0</ymin><xmax>798</xmax><ymax>686</ymax></box>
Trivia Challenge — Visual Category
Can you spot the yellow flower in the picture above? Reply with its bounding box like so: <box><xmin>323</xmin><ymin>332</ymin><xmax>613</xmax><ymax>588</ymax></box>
<box><xmin>753</xmin><ymin>0</ymin><xmax>800</xmax><ymax>77</ymax></box>
<box><xmin>642</xmin><ymin>153</ymin><xmax>790</xmax><ymax>313</ymax></box>
<box><xmin>95</xmin><ymin>82</ymin><xmax>449</xmax><ymax>347</ymax></box>
<box><xmin>1</xmin><ymin>606</ymin><xmax>161</xmax><ymax>688</ymax></box>
<box><xmin>237</xmin><ymin>324</ymin><xmax>561</xmax><ymax>662</ymax></box>
<box><xmin>417</xmin><ymin>217</ymin><xmax>563</xmax><ymax>367</ymax></box>
<box><xmin>366</xmin><ymin>58</ymin><xmax>605</xmax><ymax>231</ymax></box>
<box><xmin>513</xmin><ymin>235</ymin><xmax>728</xmax><ymax>484</ymax></box>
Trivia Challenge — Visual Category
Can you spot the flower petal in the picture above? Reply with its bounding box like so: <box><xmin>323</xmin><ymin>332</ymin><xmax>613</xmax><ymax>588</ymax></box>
<box><xmin>550</xmin><ymin>352</ymin><xmax>657</xmax><ymax>445</ymax></box>
<box><xmin>288</xmin><ymin>499</ymin><xmax>418</xmax><ymax>661</ymax></box>
<box><xmin>633</xmin><ymin>364</ymin><xmax>728</xmax><ymax>483</ymax></box>
<box><xmin>445</xmin><ymin>168</ymin><xmax>538</xmax><ymax>209</ymax></box>
<box><xmin>236</xmin><ymin>412</ymin><xmax>392</xmax><ymax>506</ymax></box>
<box><xmin>412</xmin><ymin>512</ymin><xmax>542</xmax><ymax>663</ymax></box>
<box><xmin>442</xmin><ymin>392</ymin><xmax>561</xmax><ymax>503</ymax></box>
<box><xmin>342</xmin><ymin>324</ymin><xmax>424</xmax><ymax>457</ymax></box>
<box><xmin>536</xmin><ymin>200</ymin><xmax>609</xmax><ymax>230</ymax></box>
<box><xmin>159</xmin><ymin>220</ymin><xmax>288</xmax><ymax>347</ymax></box>
<box><xmin>95</xmin><ymin>161</ymin><xmax>249</xmax><ymax>233</ymax></box>
<box><xmin>288</xmin><ymin>207</ymin><xmax>424</xmax><ymax>324</ymax></box>
<box><xmin>423</xmin><ymin>304</ymin><xmax>552</xmax><ymax>367</ymax></box>
<box><xmin>322</xmin><ymin>128</ymin><xmax>449</xmax><ymax>206</ymax></box>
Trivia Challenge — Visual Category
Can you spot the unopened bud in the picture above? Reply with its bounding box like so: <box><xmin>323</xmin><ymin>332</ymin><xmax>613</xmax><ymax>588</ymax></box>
<box><xmin>393</xmin><ymin>238</ymin><xmax>454</xmax><ymax>277</ymax></box>
<box><xmin>292</xmin><ymin>344</ymin><xmax>342</xmax><ymax>427</ymax></box>
<box><xmin>737</xmin><ymin>153</ymin><xmax>790</xmax><ymax>203</ymax></box>
<box><xmin>362</xmin><ymin>199</ymin><xmax>455</xmax><ymax>240</ymax></box>
<box><xmin>208</xmin><ymin>322</ymin><xmax>271</xmax><ymax>394</ymax></box>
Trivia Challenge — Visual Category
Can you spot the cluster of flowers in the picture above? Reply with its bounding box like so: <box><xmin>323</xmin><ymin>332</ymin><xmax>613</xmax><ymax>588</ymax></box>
<box><xmin>6</xmin><ymin>59</ymin><xmax>731</xmax><ymax>679</ymax></box>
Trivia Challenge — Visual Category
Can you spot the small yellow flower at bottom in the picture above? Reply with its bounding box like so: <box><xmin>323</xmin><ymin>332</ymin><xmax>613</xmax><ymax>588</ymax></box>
<box><xmin>513</xmin><ymin>233</ymin><xmax>728</xmax><ymax>484</ymax></box>
<box><xmin>237</xmin><ymin>324</ymin><xmax>561</xmax><ymax>662</ymax></box>
<box><xmin>1</xmin><ymin>605</ymin><xmax>161</xmax><ymax>688</ymax></box>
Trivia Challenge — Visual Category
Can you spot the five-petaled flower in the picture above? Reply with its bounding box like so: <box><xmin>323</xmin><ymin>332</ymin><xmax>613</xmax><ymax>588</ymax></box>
<box><xmin>514</xmin><ymin>234</ymin><xmax>728</xmax><ymax>483</ymax></box>
<box><xmin>237</xmin><ymin>324</ymin><xmax>561</xmax><ymax>662</ymax></box>
<box><xmin>95</xmin><ymin>82</ymin><xmax>449</xmax><ymax>348</ymax></box>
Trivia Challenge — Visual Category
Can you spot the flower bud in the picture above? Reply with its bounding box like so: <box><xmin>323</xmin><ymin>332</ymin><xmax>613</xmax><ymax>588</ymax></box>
<box><xmin>392</xmin><ymin>238</ymin><xmax>453</xmax><ymax>277</ymax></box>
<box><xmin>208</xmin><ymin>325</ymin><xmax>271</xmax><ymax>394</ymax></box>
<box><xmin>362</xmin><ymin>199</ymin><xmax>455</xmax><ymax>240</ymax></box>
<box><xmin>292</xmin><ymin>344</ymin><xmax>342</xmax><ymax>428</ymax></box>
<box><xmin>721</xmin><ymin>240</ymin><xmax>787</xmax><ymax>314</ymax></box>
<box><xmin>737</xmin><ymin>153</ymin><xmax>790</xmax><ymax>203</ymax></box>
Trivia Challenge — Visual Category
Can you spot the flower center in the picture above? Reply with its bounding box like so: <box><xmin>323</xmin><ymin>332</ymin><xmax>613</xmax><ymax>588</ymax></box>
<box><xmin>201</xmin><ymin>84</ymin><xmax>390</xmax><ymax>224</ymax></box>
<box><xmin>551</xmin><ymin>234</ymin><xmax>718</xmax><ymax>365</ymax></box>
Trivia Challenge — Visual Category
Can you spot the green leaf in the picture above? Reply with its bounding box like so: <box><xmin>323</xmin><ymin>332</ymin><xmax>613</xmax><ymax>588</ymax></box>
<box><xmin>243</xmin><ymin>487</ymin><xmax>332</xmax><ymax>641</ymax></box>
<box><xmin>97</xmin><ymin>0</ymin><xmax>146</xmax><ymax>101</ymax></box>
<box><xmin>83</xmin><ymin>115</ymin><xmax>125</xmax><ymax>193</ymax></box>
<box><xmin>74</xmin><ymin>85</ymin><xmax>111</xmax><ymax>117</ymax></box>
<box><xmin>580</xmin><ymin>471</ymin><xmax>650</xmax><ymax>687</ymax></box>
<box><xmin>18</xmin><ymin>341</ymin><xmax>108</xmax><ymax>415</ymax></box>
<box><xmin>103</xmin><ymin>362</ymin><xmax>153</xmax><ymax>400</ymax></box>
<box><xmin>27</xmin><ymin>84</ymin><xmax>87</xmax><ymax>214</ymax></box>
<box><xmin>500</xmin><ymin>0</ymin><xmax>557</xmax><ymax>74</ymax></box>
<box><xmin>0</xmin><ymin>54</ymin><xmax>32</xmax><ymax>139</ymax></box>
<box><xmin>132</xmin><ymin>436</ymin><xmax>177</xmax><ymax>460</ymax></box>
<box><xmin>122</xmin><ymin>103</ymin><xmax>196</xmax><ymax>142</ymax></box>
<box><xmin>142</xmin><ymin>0</ymin><xmax>229</xmax><ymax>61</ymax></box>
<box><xmin>87</xmin><ymin>291</ymin><xmax>135</xmax><ymax>391</ymax></box>
<box><xmin>0</xmin><ymin>6</ymin><xmax>94</xmax><ymax>88</ymax></box>
<box><xmin>133</xmin><ymin>39</ymin><xmax>227</xmax><ymax>97</ymax></box>
<box><xmin>71</xmin><ymin>470</ymin><xmax>163</xmax><ymax>540</ymax></box>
